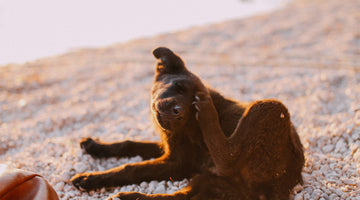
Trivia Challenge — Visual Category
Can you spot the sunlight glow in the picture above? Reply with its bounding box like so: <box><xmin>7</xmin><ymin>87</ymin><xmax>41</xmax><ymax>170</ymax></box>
<box><xmin>0</xmin><ymin>0</ymin><xmax>289</xmax><ymax>65</ymax></box>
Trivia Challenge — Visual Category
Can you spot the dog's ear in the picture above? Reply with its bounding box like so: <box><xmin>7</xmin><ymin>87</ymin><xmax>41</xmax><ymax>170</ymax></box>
<box><xmin>152</xmin><ymin>47</ymin><xmax>186</xmax><ymax>73</ymax></box>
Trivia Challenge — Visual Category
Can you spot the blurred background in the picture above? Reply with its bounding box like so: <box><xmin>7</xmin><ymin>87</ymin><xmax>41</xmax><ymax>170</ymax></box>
<box><xmin>0</xmin><ymin>0</ymin><xmax>290</xmax><ymax>66</ymax></box>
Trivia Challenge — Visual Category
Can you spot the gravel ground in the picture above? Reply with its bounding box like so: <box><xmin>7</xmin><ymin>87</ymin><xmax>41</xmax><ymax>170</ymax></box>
<box><xmin>0</xmin><ymin>0</ymin><xmax>359</xmax><ymax>199</ymax></box>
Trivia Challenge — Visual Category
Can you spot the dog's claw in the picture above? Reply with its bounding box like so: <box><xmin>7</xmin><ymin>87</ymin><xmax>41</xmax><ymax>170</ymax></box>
<box><xmin>193</xmin><ymin>100</ymin><xmax>200</xmax><ymax>111</ymax></box>
<box><xmin>195</xmin><ymin>96</ymin><xmax>200</xmax><ymax>101</ymax></box>
<box><xmin>194</xmin><ymin>104</ymin><xmax>200</xmax><ymax>111</ymax></box>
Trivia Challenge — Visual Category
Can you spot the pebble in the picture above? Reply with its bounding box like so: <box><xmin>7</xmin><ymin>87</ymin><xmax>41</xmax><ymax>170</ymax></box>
<box><xmin>322</xmin><ymin>144</ymin><xmax>334</xmax><ymax>153</ymax></box>
<box><xmin>74</xmin><ymin>163</ymin><xmax>87</xmax><ymax>173</ymax></box>
<box><xmin>60</xmin><ymin>171</ymin><xmax>71</xmax><ymax>182</ymax></box>
<box><xmin>153</xmin><ymin>184</ymin><xmax>166</xmax><ymax>194</ymax></box>
<box><xmin>311</xmin><ymin>189</ymin><xmax>322</xmax><ymax>199</ymax></box>
<box><xmin>329</xmin><ymin>193</ymin><xmax>339</xmax><ymax>200</ymax></box>
<box><xmin>293</xmin><ymin>184</ymin><xmax>304</xmax><ymax>193</ymax></box>
<box><xmin>54</xmin><ymin>182</ymin><xmax>65</xmax><ymax>191</ymax></box>
<box><xmin>140</xmin><ymin>181</ymin><xmax>149</xmax><ymax>188</ymax></box>
<box><xmin>335</xmin><ymin>138</ymin><xmax>347</xmax><ymax>153</ymax></box>
<box><xmin>351</xmin><ymin>132</ymin><xmax>359</xmax><ymax>140</ymax></box>
<box><xmin>342</xmin><ymin>178</ymin><xmax>356</xmax><ymax>186</ymax></box>
<box><xmin>1</xmin><ymin>2</ymin><xmax>359</xmax><ymax>199</ymax></box>
<box><xmin>334</xmin><ymin>189</ymin><xmax>343</xmax><ymax>196</ymax></box>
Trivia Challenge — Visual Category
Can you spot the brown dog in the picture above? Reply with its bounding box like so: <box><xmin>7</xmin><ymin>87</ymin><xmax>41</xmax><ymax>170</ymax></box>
<box><xmin>71</xmin><ymin>47</ymin><xmax>304</xmax><ymax>200</ymax></box>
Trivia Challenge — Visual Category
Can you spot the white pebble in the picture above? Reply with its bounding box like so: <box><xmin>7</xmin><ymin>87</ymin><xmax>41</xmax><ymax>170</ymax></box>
<box><xmin>148</xmin><ymin>180</ymin><xmax>158</xmax><ymax>192</ymax></box>
<box><xmin>167</xmin><ymin>189</ymin><xmax>178</xmax><ymax>194</ymax></box>
<box><xmin>335</xmin><ymin>138</ymin><xmax>347</xmax><ymax>153</ymax></box>
<box><xmin>153</xmin><ymin>184</ymin><xmax>166</xmax><ymax>194</ymax></box>
<box><xmin>140</xmin><ymin>181</ymin><xmax>148</xmax><ymax>188</ymax></box>
<box><xmin>74</xmin><ymin>163</ymin><xmax>87</xmax><ymax>173</ymax></box>
<box><xmin>294</xmin><ymin>192</ymin><xmax>303</xmax><ymax>200</ymax></box>
<box><xmin>351</xmin><ymin>132</ymin><xmax>359</xmax><ymax>140</ymax></box>
<box><xmin>311</xmin><ymin>189</ymin><xmax>322</xmax><ymax>199</ymax></box>
<box><xmin>322</xmin><ymin>144</ymin><xmax>334</xmax><ymax>153</ymax></box>
<box><xmin>334</xmin><ymin>189</ymin><xmax>343</xmax><ymax>196</ymax></box>
<box><xmin>60</xmin><ymin>171</ymin><xmax>71</xmax><ymax>182</ymax></box>
<box><xmin>329</xmin><ymin>193</ymin><xmax>339</xmax><ymax>200</ymax></box>
<box><xmin>54</xmin><ymin>182</ymin><xmax>65</xmax><ymax>191</ymax></box>
<box><xmin>342</xmin><ymin>178</ymin><xmax>356</xmax><ymax>185</ymax></box>
<box><xmin>293</xmin><ymin>184</ymin><xmax>304</xmax><ymax>193</ymax></box>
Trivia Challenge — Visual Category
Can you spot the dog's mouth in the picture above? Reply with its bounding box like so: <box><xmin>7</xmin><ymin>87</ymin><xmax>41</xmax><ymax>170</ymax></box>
<box><xmin>155</xmin><ymin>111</ymin><xmax>171</xmax><ymax>130</ymax></box>
<box><xmin>153</xmin><ymin>109</ymin><xmax>185</xmax><ymax>131</ymax></box>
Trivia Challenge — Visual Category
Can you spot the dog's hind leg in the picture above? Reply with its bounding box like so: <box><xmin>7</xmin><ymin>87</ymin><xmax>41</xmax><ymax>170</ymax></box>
<box><xmin>195</xmin><ymin>91</ymin><xmax>304</xmax><ymax>199</ymax></box>
<box><xmin>108</xmin><ymin>173</ymin><xmax>244</xmax><ymax>200</ymax></box>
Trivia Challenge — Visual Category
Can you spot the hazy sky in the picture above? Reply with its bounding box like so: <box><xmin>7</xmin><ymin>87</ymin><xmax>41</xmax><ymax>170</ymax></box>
<box><xmin>0</xmin><ymin>0</ymin><xmax>289</xmax><ymax>65</ymax></box>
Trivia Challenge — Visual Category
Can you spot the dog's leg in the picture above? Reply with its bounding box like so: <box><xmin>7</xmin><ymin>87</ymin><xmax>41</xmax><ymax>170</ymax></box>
<box><xmin>228</xmin><ymin>100</ymin><xmax>303</xmax><ymax>199</ymax></box>
<box><xmin>193</xmin><ymin>91</ymin><xmax>235</xmax><ymax>176</ymax></box>
<box><xmin>108</xmin><ymin>172</ymin><xmax>244</xmax><ymax>200</ymax></box>
<box><xmin>71</xmin><ymin>157</ymin><xmax>191</xmax><ymax>191</ymax></box>
<box><xmin>80</xmin><ymin>138</ymin><xmax>163</xmax><ymax>160</ymax></box>
<box><xmin>195</xmin><ymin>91</ymin><xmax>303</xmax><ymax>199</ymax></box>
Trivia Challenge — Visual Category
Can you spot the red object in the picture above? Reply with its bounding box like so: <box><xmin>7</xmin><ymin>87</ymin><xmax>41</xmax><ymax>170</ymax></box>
<box><xmin>0</xmin><ymin>165</ymin><xmax>59</xmax><ymax>200</ymax></box>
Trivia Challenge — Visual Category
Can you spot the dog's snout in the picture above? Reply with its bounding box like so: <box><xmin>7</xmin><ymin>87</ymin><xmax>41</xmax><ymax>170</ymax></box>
<box><xmin>154</xmin><ymin>100</ymin><xmax>182</xmax><ymax>116</ymax></box>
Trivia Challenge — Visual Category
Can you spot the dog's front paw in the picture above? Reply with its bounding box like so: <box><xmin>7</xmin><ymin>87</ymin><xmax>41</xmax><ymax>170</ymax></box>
<box><xmin>193</xmin><ymin>91</ymin><xmax>214</xmax><ymax>121</ymax></box>
<box><xmin>71</xmin><ymin>172</ymin><xmax>100</xmax><ymax>191</ymax></box>
<box><xmin>108</xmin><ymin>192</ymin><xmax>144</xmax><ymax>200</ymax></box>
<box><xmin>80</xmin><ymin>137</ymin><xmax>103</xmax><ymax>157</ymax></box>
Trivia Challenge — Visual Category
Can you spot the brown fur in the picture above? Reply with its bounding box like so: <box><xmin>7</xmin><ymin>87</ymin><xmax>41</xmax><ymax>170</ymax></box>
<box><xmin>71</xmin><ymin>47</ymin><xmax>305</xmax><ymax>200</ymax></box>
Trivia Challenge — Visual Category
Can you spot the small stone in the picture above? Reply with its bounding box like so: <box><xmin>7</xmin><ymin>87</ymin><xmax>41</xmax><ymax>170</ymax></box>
<box><xmin>342</xmin><ymin>178</ymin><xmax>356</xmax><ymax>185</ymax></box>
<box><xmin>74</xmin><ymin>163</ymin><xmax>87</xmax><ymax>173</ymax></box>
<box><xmin>352</xmin><ymin>132</ymin><xmax>360</xmax><ymax>140</ymax></box>
<box><xmin>140</xmin><ymin>181</ymin><xmax>148</xmax><ymax>188</ymax></box>
<box><xmin>334</xmin><ymin>189</ymin><xmax>343</xmax><ymax>196</ymax></box>
<box><xmin>294</xmin><ymin>192</ymin><xmax>303</xmax><ymax>200</ymax></box>
<box><xmin>341</xmin><ymin>193</ymin><xmax>349</xmax><ymax>199</ymax></box>
<box><xmin>54</xmin><ymin>182</ymin><xmax>65</xmax><ymax>191</ymax></box>
<box><xmin>322</xmin><ymin>145</ymin><xmax>334</xmax><ymax>153</ymax></box>
<box><xmin>293</xmin><ymin>184</ymin><xmax>304</xmax><ymax>193</ymax></box>
<box><xmin>167</xmin><ymin>180</ymin><xmax>173</xmax><ymax>188</ymax></box>
<box><xmin>328</xmin><ymin>193</ymin><xmax>339</xmax><ymax>200</ymax></box>
<box><xmin>166</xmin><ymin>188</ymin><xmax>178</xmax><ymax>194</ymax></box>
<box><xmin>148</xmin><ymin>180</ymin><xmax>158</xmax><ymax>192</ymax></box>
<box><xmin>335</xmin><ymin>138</ymin><xmax>347</xmax><ymax>153</ymax></box>
<box><xmin>60</xmin><ymin>171</ymin><xmax>71</xmax><ymax>182</ymax></box>
<box><xmin>311</xmin><ymin>189</ymin><xmax>322</xmax><ymax>199</ymax></box>
<box><xmin>153</xmin><ymin>184</ymin><xmax>166</xmax><ymax>194</ymax></box>
<box><xmin>312</xmin><ymin>170</ymin><xmax>322</xmax><ymax>178</ymax></box>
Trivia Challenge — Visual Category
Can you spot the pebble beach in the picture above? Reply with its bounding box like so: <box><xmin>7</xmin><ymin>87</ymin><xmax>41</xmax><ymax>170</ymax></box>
<box><xmin>0</xmin><ymin>0</ymin><xmax>359</xmax><ymax>199</ymax></box>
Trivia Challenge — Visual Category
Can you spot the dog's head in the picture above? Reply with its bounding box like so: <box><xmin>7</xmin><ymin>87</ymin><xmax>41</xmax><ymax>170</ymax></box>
<box><xmin>151</xmin><ymin>47</ymin><xmax>204</xmax><ymax>131</ymax></box>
